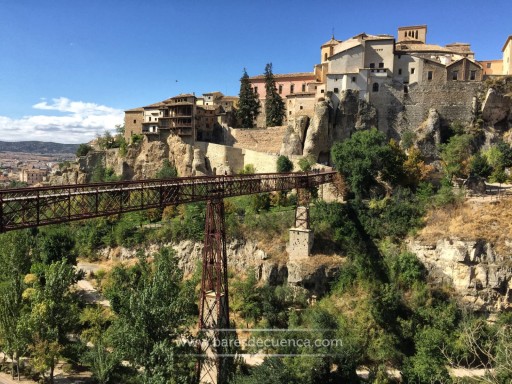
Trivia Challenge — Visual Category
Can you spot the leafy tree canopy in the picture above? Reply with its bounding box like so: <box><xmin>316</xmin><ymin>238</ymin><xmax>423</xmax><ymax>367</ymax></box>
<box><xmin>331</xmin><ymin>128</ymin><xmax>404</xmax><ymax>199</ymax></box>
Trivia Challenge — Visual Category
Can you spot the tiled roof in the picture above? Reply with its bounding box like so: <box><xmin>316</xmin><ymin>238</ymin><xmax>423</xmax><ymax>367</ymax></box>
<box><xmin>124</xmin><ymin>107</ymin><xmax>144</xmax><ymax>112</ymax></box>
<box><xmin>396</xmin><ymin>43</ymin><xmax>452</xmax><ymax>53</ymax></box>
<box><xmin>398</xmin><ymin>25</ymin><xmax>427</xmax><ymax>30</ymax></box>
<box><xmin>322</xmin><ymin>36</ymin><xmax>341</xmax><ymax>47</ymax></box>
<box><xmin>286</xmin><ymin>92</ymin><xmax>315</xmax><ymax>98</ymax></box>
<box><xmin>249</xmin><ymin>72</ymin><xmax>315</xmax><ymax>80</ymax></box>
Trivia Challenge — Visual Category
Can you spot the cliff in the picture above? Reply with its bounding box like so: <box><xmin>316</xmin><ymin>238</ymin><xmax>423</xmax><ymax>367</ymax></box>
<box><xmin>408</xmin><ymin>198</ymin><xmax>512</xmax><ymax>312</ymax></box>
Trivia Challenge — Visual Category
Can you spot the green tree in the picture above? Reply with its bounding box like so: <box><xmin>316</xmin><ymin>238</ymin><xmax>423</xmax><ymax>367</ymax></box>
<box><xmin>264</xmin><ymin>63</ymin><xmax>285</xmax><ymax>127</ymax></box>
<box><xmin>76</xmin><ymin>143</ymin><xmax>92</xmax><ymax>157</ymax></box>
<box><xmin>155</xmin><ymin>159</ymin><xmax>178</xmax><ymax>179</ymax></box>
<box><xmin>0</xmin><ymin>231</ymin><xmax>32</xmax><ymax>380</ymax></box>
<box><xmin>237</xmin><ymin>68</ymin><xmax>260</xmax><ymax>128</ymax></box>
<box><xmin>104</xmin><ymin>248</ymin><xmax>196</xmax><ymax>383</ymax></box>
<box><xmin>26</xmin><ymin>260</ymin><xmax>81</xmax><ymax>384</ymax></box>
<box><xmin>440</xmin><ymin>134</ymin><xmax>474</xmax><ymax>179</ymax></box>
<box><xmin>298</xmin><ymin>155</ymin><xmax>316</xmax><ymax>172</ymax></box>
<box><xmin>469</xmin><ymin>152</ymin><xmax>492</xmax><ymax>178</ymax></box>
<box><xmin>276</xmin><ymin>155</ymin><xmax>293</xmax><ymax>173</ymax></box>
<box><xmin>232</xmin><ymin>269</ymin><xmax>262</xmax><ymax>326</ymax></box>
<box><xmin>37</xmin><ymin>227</ymin><xmax>77</xmax><ymax>265</ymax></box>
<box><xmin>331</xmin><ymin>128</ymin><xmax>404</xmax><ymax>199</ymax></box>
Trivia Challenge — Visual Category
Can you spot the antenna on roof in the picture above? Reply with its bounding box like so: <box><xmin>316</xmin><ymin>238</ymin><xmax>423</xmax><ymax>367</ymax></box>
<box><xmin>332</xmin><ymin>27</ymin><xmax>335</xmax><ymax>39</ymax></box>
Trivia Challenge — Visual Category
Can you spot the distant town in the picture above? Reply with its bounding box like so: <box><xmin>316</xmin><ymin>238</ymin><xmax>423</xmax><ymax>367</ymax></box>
<box><xmin>0</xmin><ymin>144</ymin><xmax>76</xmax><ymax>187</ymax></box>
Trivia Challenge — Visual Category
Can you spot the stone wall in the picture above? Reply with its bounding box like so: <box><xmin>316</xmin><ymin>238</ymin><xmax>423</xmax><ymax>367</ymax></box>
<box><xmin>372</xmin><ymin>81</ymin><xmax>482</xmax><ymax>138</ymax></box>
<box><xmin>195</xmin><ymin>141</ymin><xmax>280</xmax><ymax>174</ymax></box>
<box><xmin>195</xmin><ymin>141</ymin><xmax>245</xmax><ymax>174</ymax></box>
<box><xmin>231</xmin><ymin>126</ymin><xmax>288</xmax><ymax>154</ymax></box>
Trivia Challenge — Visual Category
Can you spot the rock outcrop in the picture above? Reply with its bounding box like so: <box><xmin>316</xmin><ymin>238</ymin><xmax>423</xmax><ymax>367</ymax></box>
<box><xmin>303</xmin><ymin>100</ymin><xmax>331</xmax><ymax>160</ymax></box>
<box><xmin>415</xmin><ymin>108</ymin><xmax>442</xmax><ymax>161</ymax></box>
<box><xmin>280</xmin><ymin>127</ymin><xmax>303</xmax><ymax>156</ymax></box>
<box><xmin>481</xmin><ymin>88</ymin><xmax>511</xmax><ymax>127</ymax></box>
<box><xmin>409</xmin><ymin>238</ymin><xmax>512</xmax><ymax>312</ymax></box>
<box><xmin>191</xmin><ymin>148</ymin><xmax>208</xmax><ymax>176</ymax></box>
<box><xmin>332</xmin><ymin>90</ymin><xmax>378</xmax><ymax>142</ymax></box>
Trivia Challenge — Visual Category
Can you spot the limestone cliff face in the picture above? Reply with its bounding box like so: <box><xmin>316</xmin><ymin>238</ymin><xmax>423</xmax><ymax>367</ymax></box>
<box><xmin>409</xmin><ymin>238</ymin><xmax>512</xmax><ymax>312</ymax></box>
<box><xmin>303</xmin><ymin>100</ymin><xmax>331</xmax><ymax>159</ymax></box>
<box><xmin>99</xmin><ymin>239</ymin><xmax>287</xmax><ymax>285</ymax></box>
<box><xmin>414</xmin><ymin>108</ymin><xmax>442</xmax><ymax>161</ymax></box>
<box><xmin>98</xmin><ymin>238</ymin><xmax>342</xmax><ymax>296</ymax></box>
<box><xmin>481</xmin><ymin>88</ymin><xmax>512</xmax><ymax>128</ymax></box>
<box><xmin>287</xmin><ymin>91</ymin><xmax>378</xmax><ymax>161</ymax></box>
<box><xmin>50</xmin><ymin>135</ymin><xmax>202</xmax><ymax>184</ymax></box>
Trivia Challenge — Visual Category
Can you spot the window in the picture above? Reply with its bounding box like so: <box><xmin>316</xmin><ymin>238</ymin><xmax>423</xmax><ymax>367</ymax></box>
<box><xmin>302</xmin><ymin>84</ymin><xmax>306</xmax><ymax>92</ymax></box>
<box><xmin>369</xmin><ymin>63</ymin><xmax>375</xmax><ymax>69</ymax></box>
<box><xmin>133</xmin><ymin>119</ymin><xmax>136</xmax><ymax>124</ymax></box>
<box><xmin>470</xmin><ymin>70</ymin><xmax>476</xmax><ymax>80</ymax></box>
<box><xmin>290</xmin><ymin>84</ymin><xmax>295</xmax><ymax>93</ymax></box>
<box><xmin>149</xmin><ymin>117</ymin><xmax>151</xmax><ymax>121</ymax></box>
<box><xmin>278</xmin><ymin>84</ymin><xmax>283</xmax><ymax>94</ymax></box>
<box><xmin>324</xmin><ymin>53</ymin><xmax>328</xmax><ymax>61</ymax></box>
<box><xmin>321</xmin><ymin>89</ymin><xmax>325</xmax><ymax>93</ymax></box>
<box><xmin>300</xmin><ymin>106</ymin><xmax>303</xmax><ymax>110</ymax></box>
<box><xmin>254</xmin><ymin>86</ymin><xmax>258</xmax><ymax>94</ymax></box>
<box><xmin>372</xmin><ymin>83</ymin><xmax>379</xmax><ymax>92</ymax></box>
<box><xmin>452</xmin><ymin>71</ymin><xmax>458</xmax><ymax>80</ymax></box>
<box><xmin>352</xmin><ymin>76</ymin><xmax>356</xmax><ymax>82</ymax></box>
<box><xmin>398</xmin><ymin>54</ymin><xmax>401</xmax><ymax>59</ymax></box>
<box><xmin>487</xmin><ymin>63</ymin><xmax>492</xmax><ymax>68</ymax></box>
<box><xmin>398</xmin><ymin>69</ymin><xmax>402</xmax><ymax>75</ymax></box>
<box><xmin>411</xmin><ymin>68</ymin><xmax>415</xmax><ymax>74</ymax></box>
<box><xmin>289</xmin><ymin>111</ymin><xmax>292</xmax><ymax>115</ymax></box>
<box><xmin>378</xmin><ymin>62</ymin><xmax>384</xmax><ymax>68</ymax></box>
<box><xmin>427</xmin><ymin>71</ymin><xmax>433</xmax><ymax>80</ymax></box>
<box><xmin>404</xmin><ymin>85</ymin><xmax>409</xmax><ymax>94</ymax></box>
<box><xmin>333</xmin><ymin>87</ymin><xmax>339</xmax><ymax>93</ymax></box>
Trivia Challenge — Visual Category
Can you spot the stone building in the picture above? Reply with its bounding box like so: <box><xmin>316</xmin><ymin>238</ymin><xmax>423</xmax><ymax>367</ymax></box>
<box><xmin>503</xmin><ymin>35</ymin><xmax>512</xmax><ymax>75</ymax></box>
<box><xmin>20</xmin><ymin>166</ymin><xmax>46</xmax><ymax>185</ymax></box>
<box><xmin>124</xmin><ymin>92</ymin><xmax>239</xmax><ymax>144</ymax></box>
<box><xmin>124</xmin><ymin>107</ymin><xmax>144</xmax><ymax>139</ymax></box>
<box><xmin>326</xmin><ymin>33</ymin><xmax>395</xmax><ymax>106</ymax></box>
<box><xmin>479</xmin><ymin>60</ymin><xmax>503</xmax><ymax>76</ymax></box>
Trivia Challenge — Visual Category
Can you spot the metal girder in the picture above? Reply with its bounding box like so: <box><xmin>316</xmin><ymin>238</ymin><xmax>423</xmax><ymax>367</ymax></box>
<box><xmin>0</xmin><ymin>171</ymin><xmax>336</xmax><ymax>233</ymax></box>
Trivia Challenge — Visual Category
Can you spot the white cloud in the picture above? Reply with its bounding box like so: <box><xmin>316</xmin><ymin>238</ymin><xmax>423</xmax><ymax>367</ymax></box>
<box><xmin>0</xmin><ymin>97</ymin><xmax>124</xmax><ymax>144</ymax></box>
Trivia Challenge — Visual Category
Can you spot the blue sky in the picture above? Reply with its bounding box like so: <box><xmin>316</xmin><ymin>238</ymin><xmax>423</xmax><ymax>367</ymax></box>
<box><xmin>0</xmin><ymin>0</ymin><xmax>510</xmax><ymax>143</ymax></box>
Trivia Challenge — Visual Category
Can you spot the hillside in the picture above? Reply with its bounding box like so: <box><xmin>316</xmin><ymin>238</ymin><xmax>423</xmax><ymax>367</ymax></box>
<box><xmin>0</xmin><ymin>140</ymin><xmax>79</xmax><ymax>154</ymax></box>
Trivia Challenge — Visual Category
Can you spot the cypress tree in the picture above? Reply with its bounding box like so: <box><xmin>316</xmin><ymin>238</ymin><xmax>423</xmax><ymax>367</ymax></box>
<box><xmin>264</xmin><ymin>63</ymin><xmax>285</xmax><ymax>127</ymax></box>
<box><xmin>237</xmin><ymin>68</ymin><xmax>260</xmax><ymax>128</ymax></box>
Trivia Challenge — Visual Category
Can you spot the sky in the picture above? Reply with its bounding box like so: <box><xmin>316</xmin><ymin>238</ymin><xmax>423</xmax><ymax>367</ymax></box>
<box><xmin>0</xmin><ymin>0</ymin><xmax>510</xmax><ymax>144</ymax></box>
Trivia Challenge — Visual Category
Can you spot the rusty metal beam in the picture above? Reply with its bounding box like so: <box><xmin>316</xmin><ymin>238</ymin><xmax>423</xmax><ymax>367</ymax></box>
<box><xmin>0</xmin><ymin>171</ymin><xmax>336</xmax><ymax>233</ymax></box>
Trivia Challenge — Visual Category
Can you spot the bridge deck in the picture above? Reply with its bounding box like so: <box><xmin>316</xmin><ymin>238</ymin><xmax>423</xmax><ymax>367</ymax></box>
<box><xmin>0</xmin><ymin>171</ymin><xmax>336</xmax><ymax>232</ymax></box>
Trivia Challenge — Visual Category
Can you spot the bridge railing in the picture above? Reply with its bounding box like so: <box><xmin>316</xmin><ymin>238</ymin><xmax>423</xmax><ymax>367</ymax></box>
<box><xmin>0</xmin><ymin>171</ymin><xmax>336</xmax><ymax>233</ymax></box>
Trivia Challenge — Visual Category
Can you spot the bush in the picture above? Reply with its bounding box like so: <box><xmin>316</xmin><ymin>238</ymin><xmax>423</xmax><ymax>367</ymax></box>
<box><xmin>76</xmin><ymin>143</ymin><xmax>92</xmax><ymax>157</ymax></box>
<box><xmin>276</xmin><ymin>155</ymin><xmax>293</xmax><ymax>173</ymax></box>
<box><xmin>156</xmin><ymin>159</ymin><xmax>177</xmax><ymax>179</ymax></box>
